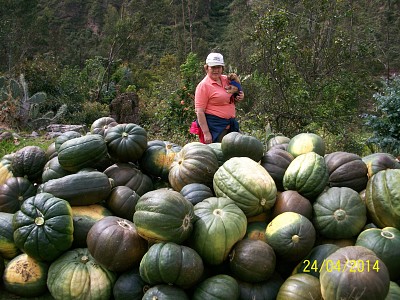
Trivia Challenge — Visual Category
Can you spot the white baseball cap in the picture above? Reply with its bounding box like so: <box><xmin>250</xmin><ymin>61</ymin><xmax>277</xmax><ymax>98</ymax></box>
<box><xmin>206</xmin><ymin>53</ymin><xmax>225</xmax><ymax>66</ymax></box>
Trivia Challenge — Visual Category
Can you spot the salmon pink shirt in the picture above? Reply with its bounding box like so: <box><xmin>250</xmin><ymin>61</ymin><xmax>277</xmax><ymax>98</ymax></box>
<box><xmin>195</xmin><ymin>75</ymin><xmax>235</xmax><ymax>119</ymax></box>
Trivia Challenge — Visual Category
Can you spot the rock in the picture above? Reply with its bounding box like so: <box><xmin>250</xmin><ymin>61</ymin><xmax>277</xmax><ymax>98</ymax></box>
<box><xmin>109</xmin><ymin>92</ymin><xmax>140</xmax><ymax>124</ymax></box>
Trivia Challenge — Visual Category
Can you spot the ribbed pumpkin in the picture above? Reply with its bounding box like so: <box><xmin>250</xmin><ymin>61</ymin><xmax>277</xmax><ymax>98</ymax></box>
<box><xmin>54</xmin><ymin>130</ymin><xmax>82</xmax><ymax>152</ymax></box>
<box><xmin>324</xmin><ymin>151</ymin><xmax>368</xmax><ymax>192</ymax></box>
<box><xmin>106</xmin><ymin>185</ymin><xmax>140</xmax><ymax>220</ymax></box>
<box><xmin>138</xmin><ymin>140</ymin><xmax>182</xmax><ymax>180</ymax></box>
<box><xmin>221</xmin><ymin>131</ymin><xmax>264</xmax><ymax>162</ymax></box>
<box><xmin>267</xmin><ymin>135</ymin><xmax>291</xmax><ymax>150</ymax></box>
<box><xmin>320</xmin><ymin>246</ymin><xmax>390</xmax><ymax>300</ymax></box>
<box><xmin>90</xmin><ymin>116</ymin><xmax>118</xmax><ymax>136</ymax></box>
<box><xmin>261</xmin><ymin>148</ymin><xmax>294</xmax><ymax>191</ymax></box>
<box><xmin>11</xmin><ymin>145</ymin><xmax>47</xmax><ymax>183</ymax></box>
<box><xmin>276</xmin><ymin>273</ymin><xmax>322</xmax><ymax>300</ymax></box>
<box><xmin>104</xmin><ymin>123</ymin><xmax>147</xmax><ymax>163</ymax></box>
<box><xmin>229</xmin><ymin>239</ymin><xmax>276</xmax><ymax>283</ymax></box>
<box><xmin>213</xmin><ymin>157</ymin><xmax>277</xmax><ymax>217</ymax></box>
<box><xmin>237</xmin><ymin>273</ymin><xmax>284</xmax><ymax>300</ymax></box>
<box><xmin>58</xmin><ymin>134</ymin><xmax>109</xmax><ymax>172</ymax></box>
<box><xmin>87</xmin><ymin>216</ymin><xmax>148</xmax><ymax>272</ymax></box>
<box><xmin>0</xmin><ymin>153</ymin><xmax>14</xmax><ymax>185</ymax></box>
<box><xmin>142</xmin><ymin>285</ymin><xmax>189</xmax><ymax>300</ymax></box>
<box><xmin>355</xmin><ymin>227</ymin><xmax>400</xmax><ymax>281</ymax></box>
<box><xmin>0</xmin><ymin>212</ymin><xmax>20</xmax><ymax>260</ymax></box>
<box><xmin>104</xmin><ymin>162</ymin><xmax>153</xmax><ymax>196</ymax></box>
<box><xmin>133</xmin><ymin>189</ymin><xmax>194</xmax><ymax>244</ymax></box>
<box><xmin>113</xmin><ymin>268</ymin><xmax>149</xmax><ymax>300</ymax></box>
<box><xmin>192</xmin><ymin>274</ymin><xmax>240</xmax><ymax>300</ymax></box>
<box><xmin>283</xmin><ymin>152</ymin><xmax>329</xmax><ymax>200</ymax></box>
<box><xmin>362</xmin><ymin>152</ymin><xmax>400</xmax><ymax>178</ymax></box>
<box><xmin>365</xmin><ymin>169</ymin><xmax>400</xmax><ymax>229</ymax></box>
<box><xmin>139</xmin><ymin>242</ymin><xmax>204</xmax><ymax>289</ymax></box>
<box><xmin>47</xmin><ymin>248</ymin><xmax>117</xmax><ymax>300</ymax></box>
<box><xmin>3</xmin><ymin>253</ymin><xmax>49</xmax><ymax>297</ymax></box>
<box><xmin>0</xmin><ymin>176</ymin><xmax>37</xmax><ymax>213</ymax></box>
<box><xmin>168</xmin><ymin>142</ymin><xmax>219</xmax><ymax>192</ymax></box>
<box><xmin>265</xmin><ymin>212</ymin><xmax>316</xmax><ymax>261</ymax></box>
<box><xmin>188</xmin><ymin>197</ymin><xmax>247</xmax><ymax>265</ymax></box>
<box><xmin>287</xmin><ymin>132</ymin><xmax>325</xmax><ymax>158</ymax></box>
<box><xmin>41</xmin><ymin>156</ymin><xmax>72</xmax><ymax>183</ymax></box>
<box><xmin>272</xmin><ymin>190</ymin><xmax>312</xmax><ymax>220</ymax></box>
<box><xmin>12</xmin><ymin>192</ymin><xmax>74</xmax><ymax>262</ymax></box>
<box><xmin>207</xmin><ymin>142</ymin><xmax>226</xmax><ymax>166</ymax></box>
<box><xmin>312</xmin><ymin>187</ymin><xmax>367</xmax><ymax>239</ymax></box>
<box><xmin>180</xmin><ymin>183</ymin><xmax>214</xmax><ymax>205</ymax></box>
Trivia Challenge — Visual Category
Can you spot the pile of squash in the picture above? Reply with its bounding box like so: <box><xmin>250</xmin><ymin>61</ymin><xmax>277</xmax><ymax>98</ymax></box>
<box><xmin>0</xmin><ymin>116</ymin><xmax>400</xmax><ymax>300</ymax></box>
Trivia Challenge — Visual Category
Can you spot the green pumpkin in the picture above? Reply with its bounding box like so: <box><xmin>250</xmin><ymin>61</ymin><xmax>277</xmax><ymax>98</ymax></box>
<box><xmin>265</xmin><ymin>212</ymin><xmax>316</xmax><ymax>261</ymax></box>
<box><xmin>320</xmin><ymin>246</ymin><xmax>390</xmax><ymax>300</ymax></box>
<box><xmin>87</xmin><ymin>216</ymin><xmax>148</xmax><ymax>273</ymax></box>
<box><xmin>365</xmin><ymin>169</ymin><xmax>400</xmax><ymax>229</ymax></box>
<box><xmin>267</xmin><ymin>135</ymin><xmax>291</xmax><ymax>150</ymax></box>
<box><xmin>386</xmin><ymin>281</ymin><xmax>400</xmax><ymax>300</ymax></box>
<box><xmin>355</xmin><ymin>227</ymin><xmax>400</xmax><ymax>281</ymax></box>
<box><xmin>0</xmin><ymin>153</ymin><xmax>14</xmax><ymax>185</ymax></box>
<box><xmin>283</xmin><ymin>152</ymin><xmax>329</xmax><ymax>200</ymax></box>
<box><xmin>208</xmin><ymin>142</ymin><xmax>226</xmax><ymax>166</ymax></box>
<box><xmin>113</xmin><ymin>268</ymin><xmax>149</xmax><ymax>300</ymax></box>
<box><xmin>272</xmin><ymin>190</ymin><xmax>313</xmax><ymax>220</ymax></box>
<box><xmin>261</xmin><ymin>148</ymin><xmax>294</xmax><ymax>191</ymax></box>
<box><xmin>12</xmin><ymin>192</ymin><xmax>74</xmax><ymax>262</ymax></box>
<box><xmin>362</xmin><ymin>152</ymin><xmax>400</xmax><ymax>178</ymax></box>
<box><xmin>47</xmin><ymin>248</ymin><xmax>117</xmax><ymax>300</ymax></box>
<box><xmin>229</xmin><ymin>239</ymin><xmax>276</xmax><ymax>283</ymax></box>
<box><xmin>312</xmin><ymin>187</ymin><xmax>367</xmax><ymax>239</ymax></box>
<box><xmin>138</xmin><ymin>140</ymin><xmax>182</xmax><ymax>180</ymax></box>
<box><xmin>213</xmin><ymin>157</ymin><xmax>277</xmax><ymax>217</ymax></box>
<box><xmin>3</xmin><ymin>253</ymin><xmax>49</xmax><ymax>297</ymax></box>
<box><xmin>133</xmin><ymin>189</ymin><xmax>194</xmax><ymax>244</ymax></box>
<box><xmin>238</xmin><ymin>273</ymin><xmax>284</xmax><ymax>300</ymax></box>
<box><xmin>180</xmin><ymin>183</ymin><xmax>214</xmax><ymax>205</ymax></box>
<box><xmin>0</xmin><ymin>212</ymin><xmax>20</xmax><ymax>260</ymax></box>
<box><xmin>0</xmin><ymin>176</ymin><xmax>37</xmax><ymax>213</ymax></box>
<box><xmin>54</xmin><ymin>130</ymin><xmax>82</xmax><ymax>152</ymax></box>
<box><xmin>168</xmin><ymin>142</ymin><xmax>219</xmax><ymax>192</ymax></box>
<box><xmin>287</xmin><ymin>132</ymin><xmax>325</xmax><ymax>158</ymax></box>
<box><xmin>221</xmin><ymin>131</ymin><xmax>264</xmax><ymax>162</ymax></box>
<box><xmin>192</xmin><ymin>274</ymin><xmax>240</xmax><ymax>300</ymax></box>
<box><xmin>277</xmin><ymin>273</ymin><xmax>322</xmax><ymax>300</ymax></box>
<box><xmin>90</xmin><ymin>116</ymin><xmax>118</xmax><ymax>136</ymax></box>
<box><xmin>244</xmin><ymin>221</ymin><xmax>268</xmax><ymax>242</ymax></box>
<box><xmin>41</xmin><ymin>156</ymin><xmax>72</xmax><ymax>183</ymax></box>
<box><xmin>106</xmin><ymin>185</ymin><xmax>140</xmax><ymax>220</ymax></box>
<box><xmin>188</xmin><ymin>197</ymin><xmax>247</xmax><ymax>265</ymax></box>
<box><xmin>139</xmin><ymin>242</ymin><xmax>204</xmax><ymax>289</ymax></box>
<box><xmin>142</xmin><ymin>285</ymin><xmax>189</xmax><ymax>300</ymax></box>
<box><xmin>104</xmin><ymin>123</ymin><xmax>148</xmax><ymax>163</ymax></box>
<box><xmin>11</xmin><ymin>145</ymin><xmax>47</xmax><ymax>183</ymax></box>
<box><xmin>325</xmin><ymin>151</ymin><xmax>368</xmax><ymax>192</ymax></box>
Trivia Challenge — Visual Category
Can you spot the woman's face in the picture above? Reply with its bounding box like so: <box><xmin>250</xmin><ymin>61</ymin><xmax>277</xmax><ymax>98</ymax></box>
<box><xmin>207</xmin><ymin>65</ymin><xmax>223</xmax><ymax>81</ymax></box>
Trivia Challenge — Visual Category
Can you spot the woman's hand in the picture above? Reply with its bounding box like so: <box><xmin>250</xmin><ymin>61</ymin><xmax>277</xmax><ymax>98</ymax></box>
<box><xmin>203</xmin><ymin>131</ymin><xmax>212</xmax><ymax>144</ymax></box>
<box><xmin>235</xmin><ymin>91</ymin><xmax>244</xmax><ymax>102</ymax></box>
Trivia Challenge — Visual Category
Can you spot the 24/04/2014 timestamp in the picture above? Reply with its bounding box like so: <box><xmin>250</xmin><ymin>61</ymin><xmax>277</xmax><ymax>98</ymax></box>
<box><xmin>302</xmin><ymin>259</ymin><xmax>380</xmax><ymax>273</ymax></box>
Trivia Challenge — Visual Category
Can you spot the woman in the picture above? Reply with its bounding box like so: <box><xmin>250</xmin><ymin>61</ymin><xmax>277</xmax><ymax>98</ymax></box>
<box><xmin>192</xmin><ymin>52</ymin><xmax>245</xmax><ymax>144</ymax></box>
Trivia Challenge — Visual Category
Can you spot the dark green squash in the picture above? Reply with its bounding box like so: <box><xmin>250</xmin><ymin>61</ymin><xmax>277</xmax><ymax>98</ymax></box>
<box><xmin>41</xmin><ymin>156</ymin><xmax>72</xmax><ymax>183</ymax></box>
<box><xmin>0</xmin><ymin>176</ymin><xmax>37</xmax><ymax>213</ymax></box>
<box><xmin>104</xmin><ymin>123</ymin><xmax>148</xmax><ymax>163</ymax></box>
<box><xmin>192</xmin><ymin>274</ymin><xmax>240</xmax><ymax>300</ymax></box>
<box><xmin>106</xmin><ymin>185</ymin><xmax>140</xmax><ymax>220</ymax></box>
<box><xmin>312</xmin><ymin>187</ymin><xmax>367</xmax><ymax>239</ymax></box>
<box><xmin>0</xmin><ymin>153</ymin><xmax>14</xmax><ymax>185</ymax></box>
<box><xmin>238</xmin><ymin>273</ymin><xmax>284</xmax><ymax>300</ymax></box>
<box><xmin>54</xmin><ymin>130</ymin><xmax>82</xmax><ymax>152</ymax></box>
<box><xmin>207</xmin><ymin>142</ymin><xmax>226</xmax><ymax>166</ymax></box>
<box><xmin>180</xmin><ymin>183</ymin><xmax>214</xmax><ymax>205</ymax></box>
<box><xmin>11</xmin><ymin>145</ymin><xmax>47</xmax><ymax>183</ymax></box>
<box><xmin>229</xmin><ymin>239</ymin><xmax>276</xmax><ymax>283</ymax></box>
<box><xmin>113</xmin><ymin>267</ymin><xmax>149</xmax><ymax>300</ymax></box>
<box><xmin>142</xmin><ymin>285</ymin><xmax>189</xmax><ymax>300</ymax></box>
<box><xmin>221</xmin><ymin>131</ymin><xmax>264</xmax><ymax>162</ymax></box>
<box><xmin>277</xmin><ymin>273</ymin><xmax>322</xmax><ymax>300</ymax></box>
<box><xmin>12</xmin><ymin>192</ymin><xmax>74</xmax><ymax>262</ymax></box>
<box><xmin>90</xmin><ymin>116</ymin><xmax>118</xmax><ymax>136</ymax></box>
<box><xmin>139</xmin><ymin>242</ymin><xmax>204</xmax><ymax>289</ymax></box>
<box><xmin>287</xmin><ymin>132</ymin><xmax>325</xmax><ymax>158</ymax></box>
<box><xmin>267</xmin><ymin>135</ymin><xmax>291</xmax><ymax>150</ymax></box>
<box><xmin>133</xmin><ymin>189</ymin><xmax>194</xmax><ymax>244</ymax></box>
<box><xmin>261</xmin><ymin>148</ymin><xmax>294</xmax><ymax>191</ymax></box>
<box><xmin>0</xmin><ymin>212</ymin><xmax>20</xmax><ymax>260</ymax></box>
<box><xmin>87</xmin><ymin>216</ymin><xmax>148</xmax><ymax>272</ymax></box>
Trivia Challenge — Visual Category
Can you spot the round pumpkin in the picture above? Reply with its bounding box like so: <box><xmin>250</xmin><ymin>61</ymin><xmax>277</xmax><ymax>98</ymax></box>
<box><xmin>47</xmin><ymin>248</ymin><xmax>117</xmax><ymax>300</ymax></box>
<box><xmin>87</xmin><ymin>216</ymin><xmax>148</xmax><ymax>272</ymax></box>
<box><xmin>238</xmin><ymin>273</ymin><xmax>284</xmax><ymax>300</ymax></box>
<box><xmin>138</xmin><ymin>140</ymin><xmax>182</xmax><ymax>180</ymax></box>
<box><xmin>276</xmin><ymin>273</ymin><xmax>322</xmax><ymax>300</ymax></box>
<box><xmin>207</xmin><ymin>142</ymin><xmax>226</xmax><ymax>166</ymax></box>
<box><xmin>283</xmin><ymin>152</ymin><xmax>329</xmax><ymax>200</ymax></box>
<box><xmin>265</xmin><ymin>212</ymin><xmax>316</xmax><ymax>261</ymax></box>
<box><xmin>104</xmin><ymin>123</ymin><xmax>148</xmax><ymax>163</ymax></box>
<box><xmin>0</xmin><ymin>176</ymin><xmax>37</xmax><ymax>213</ymax></box>
<box><xmin>0</xmin><ymin>212</ymin><xmax>20</xmax><ymax>259</ymax></box>
<box><xmin>0</xmin><ymin>153</ymin><xmax>14</xmax><ymax>185</ymax></box>
<box><xmin>142</xmin><ymin>285</ymin><xmax>189</xmax><ymax>300</ymax></box>
<box><xmin>12</xmin><ymin>192</ymin><xmax>74</xmax><ymax>262</ymax></box>
<box><xmin>312</xmin><ymin>187</ymin><xmax>367</xmax><ymax>239</ymax></box>
<box><xmin>54</xmin><ymin>130</ymin><xmax>82</xmax><ymax>152</ymax></box>
<box><xmin>267</xmin><ymin>135</ymin><xmax>291</xmax><ymax>150</ymax></box>
<box><xmin>320</xmin><ymin>245</ymin><xmax>390</xmax><ymax>300</ymax></box>
<box><xmin>287</xmin><ymin>132</ymin><xmax>325</xmax><ymax>158</ymax></box>
<box><xmin>355</xmin><ymin>227</ymin><xmax>400</xmax><ymax>281</ymax></box>
<box><xmin>192</xmin><ymin>274</ymin><xmax>240</xmax><ymax>300</ymax></box>
<box><xmin>365</xmin><ymin>169</ymin><xmax>400</xmax><ymax>229</ymax></box>
<box><xmin>221</xmin><ymin>131</ymin><xmax>264</xmax><ymax>162</ymax></box>
<box><xmin>3</xmin><ymin>253</ymin><xmax>49</xmax><ymax>297</ymax></box>
<box><xmin>139</xmin><ymin>242</ymin><xmax>204</xmax><ymax>289</ymax></box>
<box><xmin>113</xmin><ymin>267</ymin><xmax>149</xmax><ymax>300</ymax></box>
<box><xmin>90</xmin><ymin>116</ymin><xmax>118</xmax><ymax>136</ymax></box>
<box><xmin>41</xmin><ymin>156</ymin><xmax>72</xmax><ymax>183</ymax></box>
<box><xmin>133</xmin><ymin>189</ymin><xmax>194</xmax><ymax>244</ymax></box>
<box><xmin>324</xmin><ymin>151</ymin><xmax>368</xmax><ymax>192</ymax></box>
<box><xmin>386</xmin><ymin>281</ymin><xmax>400</xmax><ymax>300</ymax></box>
<box><xmin>11</xmin><ymin>145</ymin><xmax>47</xmax><ymax>183</ymax></box>
<box><xmin>229</xmin><ymin>239</ymin><xmax>276</xmax><ymax>283</ymax></box>
<box><xmin>272</xmin><ymin>190</ymin><xmax>312</xmax><ymax>220</ymax></box>
<box><xmin>213</xmin><ymin>156</ymin><xmax>277</xmax><ymax>217</ymax></box>
<box><xmin>188</xmin><ymin>197</ymin><xmax>247</xmax><ymax>265</ymax></box>
<box><xmin>168</xmin><ymin>142</ymin><xmax>219</xmax><ymax>192</ymax></box>
<box><xmin>261</xmin><ymin>148</ymin><xmax>294</xmax><ymax>191</ymax></box>
<box><xmin>244</xmin><ymin>221</ymin><xmax>268</xmax><ymax>243</ymax></box>
<box><xmin>362</xmin><ymin>152</ymin><xmax>400</xmax><ymax>178</ymax></box>
<box><xmin>106</xmin><ymin>185</ymin><xmax>140</xmax><ymax>220</ymax></box>
<box><xmin>180</xmin><ymin>183</ymin><xmax>214</xmax><ymax>205</ymax></box>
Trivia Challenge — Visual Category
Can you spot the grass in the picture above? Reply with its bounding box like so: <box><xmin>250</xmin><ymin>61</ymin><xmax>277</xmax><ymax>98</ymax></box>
<box><xmin>0</xmin><ymin>136</ymin><xmax>54</xmax><ymax>158</ymax></box>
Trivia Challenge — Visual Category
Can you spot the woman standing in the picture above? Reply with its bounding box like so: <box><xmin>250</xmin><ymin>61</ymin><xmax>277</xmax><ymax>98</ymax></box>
<box><xmin>192</xmin><ymin>52</ymin><xmax>245</xmax><ymax>144</ymax></box>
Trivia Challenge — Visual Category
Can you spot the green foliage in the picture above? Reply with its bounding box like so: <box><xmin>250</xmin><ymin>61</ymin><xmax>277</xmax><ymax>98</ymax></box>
<box><xmin>67</xmin><ymin>101</ymin><xmax>110</xmax><ymax>126</ymax></box>
<box><xmin>364</xmin><ymin>76</ymin><xmax>400</xmax><ymax>156</ymax></box>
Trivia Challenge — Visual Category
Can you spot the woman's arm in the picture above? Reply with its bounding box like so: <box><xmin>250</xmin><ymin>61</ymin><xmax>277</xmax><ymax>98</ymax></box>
<box><xmin>195</xmin><ymin>108</ymin><xmax>212</xmax><ymax>144</ymax></box>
